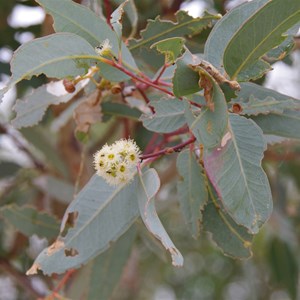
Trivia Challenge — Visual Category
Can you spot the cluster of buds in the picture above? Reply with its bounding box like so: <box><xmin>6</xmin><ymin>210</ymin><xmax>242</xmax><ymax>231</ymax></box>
<box><xmin>93</xmin><ymin>139</ymin><xmax>141</xmax><ymax>186</ymax></box>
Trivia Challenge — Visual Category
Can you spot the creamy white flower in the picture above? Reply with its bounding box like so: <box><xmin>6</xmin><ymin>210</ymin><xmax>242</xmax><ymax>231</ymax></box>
<box><xmin>95</xmin><ymin>39</ymin><xmax>112</xmax><ymax>56</ymax></box>
<box><xmin>93</xmin><ymin>139</ymin><xmax>141</xmax><ymax>186</ymax></box>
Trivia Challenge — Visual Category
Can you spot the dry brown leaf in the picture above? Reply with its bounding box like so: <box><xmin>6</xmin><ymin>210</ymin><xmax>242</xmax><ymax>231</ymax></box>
<box><xmin>73</xmin><ymin>90</ymin><xmax>102</xmax><ymax>133</ymax></box>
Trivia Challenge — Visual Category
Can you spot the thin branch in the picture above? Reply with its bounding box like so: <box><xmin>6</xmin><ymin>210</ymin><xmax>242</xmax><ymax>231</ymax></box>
<box><xmin>140</xmin><ymin>136</ymin><xmax>196</xmax><ymax>160</ymax></box>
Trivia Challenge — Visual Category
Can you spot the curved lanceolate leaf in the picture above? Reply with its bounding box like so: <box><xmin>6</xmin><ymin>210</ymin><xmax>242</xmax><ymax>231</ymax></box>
<box><xmin>204</xmin><ymin>114</ymin><xmax>273</xmax><ymax>234</ymax></box>
<box><xmin>26</xmin><ymin>174</ymin><xmax>140</xmax><ymax>275</ymax></box>
<box><xmin>185</xmin><ymin>69</ymin><xmax>228</xmax><ymax>149</ymax></box>
<box><xmin>1</xmin><ymin>204</ymin><xmax>60</xmax><ymax>239</ymax></box>
<box><xmin>203</xmin><ymin>187</ymin><xmax>253</xmax><ymax>259</ymax></box>
<box><xmin>231</xmin><ymin>86</ymin><xmax>300</xmax><ymax>116</ymax></box>
<box><xmin>137</xmin><ymin>169</ymin><xmax>183</xmax><ymax>267</ymax></box>
<box><xmin>111</xmin><ymin>0</ymin><xmax>128</xmax><ymax>46</ymax></box>
<box><xmin>36</xmin><ymin>0</ymin><xmax>138</xmax><ymax>80</ymax></box>
<box><xmin>11</xmin><ymin>80</ymin><xmax>88</xmax><ymax>129</ymax></box>
<box><xmin>223</xmin><ymin>0</ymin><xmax>300</xmax><ymax>79</ymax></box>
<box><xmin>2</xmin><ymin>33</ymin><xmax>96</xmax><ymax>102</ymax></box>
<box><xmin>176</xmin><ymin>149</ymin><xmax>208</xmax><ymax>239</ymax></box>
<box><xmin>140</xmin><ymin>98</ymin><xmax>186</xmax><ymax>133</ymax></box>
<box><xmin>204</xmin><ymin>0</ymin><xmax>268</xmax><ymax>71</ymax></box>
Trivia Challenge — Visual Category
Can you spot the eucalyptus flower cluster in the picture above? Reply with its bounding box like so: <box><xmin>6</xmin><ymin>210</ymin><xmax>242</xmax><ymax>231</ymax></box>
<box><xmin>93</xmin><ymin>139</ymin><xmax>141</xmax><ymax>186</ymax></box>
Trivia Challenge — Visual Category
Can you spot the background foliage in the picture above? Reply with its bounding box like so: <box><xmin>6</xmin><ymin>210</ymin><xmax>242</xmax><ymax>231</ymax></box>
<box><xmin>0</xmin><ymin>0</ymin><xmax>300</xmax><ymax>299</ymax></box>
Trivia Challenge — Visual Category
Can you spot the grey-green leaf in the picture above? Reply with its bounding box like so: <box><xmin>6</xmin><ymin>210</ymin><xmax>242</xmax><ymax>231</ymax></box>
<box><xmin>1</xmin><ymin>204</ymin><xmax>60</xmax><ymax>239</ymax></box>
<box><xmin>223</xmin><ymin>0</ymin><xmax>300</xmax><ymax>79</ymax></box>
<box><xmin>140</xmin><ymin>98</ymin><xmax>186</xmax><ymax>133</ymax></box>
<box><xmin>36</xmin><ymin>0</ymin><xmax>138</xmax><ymax>81</ymax></box>
<box><xmin>185</xmin><ymin>69</ymin><xmax>228</xmax><ymax>149</ymax></box>
<box><xmin>111</xmin><ymin>0</ymin><xmax>128</xmax><ymax>46</ymax></box>
<box><xmin>176</xmin><ymin>149</ymin><xmax>208</xmax><ymax>238</ymax></box>
<box><xmin>3</xmin><ymin>33</ymin><xmax>96</xmax><ymax>101</ymax></box>
<box><xmin>203</xmin><ymin>196</ymin><xmax>253</xmax><ymax>259</ymax></box>
<box><xmin>137</xmin><ymin>169</ymin><xmax>183</xmax><ymax>267</ymax></box>
<box><xmin>26</xmin><ymin>174</ymin><xmax>139</xmax><ymax>275</ymax></box>
<box><xmin>204</xmin><ymin>114</ymin><xmax>273</xmax><ymax>234</ymax></box>
<box><xmin>11</xmin><ymin>80</ymin><xmax>86</xmax><ymax>129</ymax></box>
<box><xmin>204</xmin><ymin>0</ymin><xmax>268</xmax><ymax>71</ymax></box>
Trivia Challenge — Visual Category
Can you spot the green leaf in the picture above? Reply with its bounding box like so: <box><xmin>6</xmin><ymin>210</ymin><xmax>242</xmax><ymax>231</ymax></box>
<box><xmin>252</xmin><ymin>111</ymin><xmax>300</xmax><ymax>140</ymax></box>
<box><xmin>223</xmin><ymin>0</ymin><xmax>300</xmax><ymax>79</ymax></box>
<box><xmin>151</xmin><ymin>37</ymin><xmax>185</xmax><ymax>64</ymax></box>
<box><xmin>0</xmin><ymin>162</ymin><xmax>20</xmax><ymax>179</ymax></box>
<box><xmin>1</xmin><ymin>204</ymin><xmax>60</xmax><ymax>239</ymax></box>
<box><xmin>172</xmin><ymin>50</ymin><xmax>201</xmax><ymax>97</ymax></box>
<box><xmin>102</xmin><ymin>102</ymin><xmax>141</xmax><ymax>120</ymax></box>
<box><xmin>204</xmin><ymin>114</ymin><xmax>273</xmax><ymax>234</ymax></box>
<box><xmin>3</xmin><ymin>33</ymin><xmax>96</xmax><ymax>100</ymax></box>
<box><xmin>11</xmin><ymin>80</ymin><xmax>86</xmax><ymax>129</ymax></box>
<box><xmin>140</xmin><ymin>98</ymin><xmax>186</xmax><ymax>133</ymax></box>
<box><xmin>268</xmin><ymin>238</ymin><xmax>298</xmax><ymax>300</ymax></box>
<box><xmin>203</xmin><ymin>189</ymin><xmax>253</xmax><ymax>259</ymax></box>
<box><xmin>26</xmin><ymin>174</ymin><xmax>140</xmax><ymax>275</ymax></box>
<box><xmin>185</xmin><ymin>69</ymin><xmax>228</xmax><ymax>149</ymax></box>
<box><xmin>137</xmin><ymin>169</ymin><xmax>183</xmax><ymax>267</ymax></box>
<box><xmin>36</xmin><ymin>0</ymin><xmax>138</xmax><ymax>81</ymax></box>
<box><xmin>204</xmin><ymin>0</ymin><xmax>268</xmax><ymax>71</ymax></box>
<box><xmin>176</xmin><ymin>149</ymin><xmax>208</xmax><ymax>239</ymax></box>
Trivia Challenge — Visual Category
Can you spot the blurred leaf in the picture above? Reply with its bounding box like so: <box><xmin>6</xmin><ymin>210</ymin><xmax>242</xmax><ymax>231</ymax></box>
<box><xmin>172</xmin><ymin>50</ymin><xmax>201</xmax><ymax>97</ymax></box>
<box><xmin>204</xmin><ymin>115</ymin><xmax>273</xmax><ymax>234</ymax></box>
<box><xmin>268</xmin><ymin>238</ymin><xmax>298</xmax><ymax>300</ymax></box>
<box><xmin>185</xmin><ymin>69</ymin><xmax>228</xmax><ymax>149</ymax></box>
<box><xmin>26</xmin><ymin>174</ymin><xmax>139</xmax><ymax>275</ymax></box>
<box><xmin>1</xmin><ymin>33</ymin><xmax>96</xmax><ymax>103</ymax></box>
<box><xmin>223</xmin><ymin>0</ymin><xmax>300</xmax><ymax>79</ymax></box>
<box><xmin>1</xmin><ymin>204</ymin><xmax>60</xmax><ymax>239</ymax></box>
<box><xmin>140</xmin><ymin>98</ymin><xmax>186</xmax><ymax>133</ymax></box>
<box><xmin>151</xmin><ymin>37</ymin><xmax>185</xmax><ymax>64</ymax></box>
<box><xmin>36</xmin><ymin>0</ymin><xmax>138</xmax><ymax>81</ymax></box>
<box><xmin>0</xmin><ymin>162</ymin><xmax>20</xmax><ymax>179</ymax></box>
<box><xmin>102</xmin><ymin>102</ymin><xmax>141</xmax><ymax>120</ymax></box>
<box><xmin>21</xmin><ymin>127</ymin><xmax>68</xmax><ymax>177</ymax></box>
<box><xmin>231</xmin><ymin>95</ymin><xmax>300</xmax><ymax>116</ymax></box>
<box><xmin>176</xmin><ymin>149</ymin><xmax>208</xmax><ymax>238</ymax></box>
<box><xmin>11</xmin><ymin>80</ymin><xmax>87</xmax><ymax>129</ymax></box>
<box><xmin>252</xmin><ymin>110</ymin><xmax>300</xmax><ymax>139</ymax></box>
<box><xmin>204</xmin><ymin>0</ymin><xmax>268</xmax><ymax>71</ymax></box>
<box><xmin>203</xmin><ymin>191</ymin><xmax>253</xmax><ymax>259</ymax></box>
<box><xmin>137</xmin><ymin>168</ymin><xmax>183</xmax><ymax>267</ymax></box>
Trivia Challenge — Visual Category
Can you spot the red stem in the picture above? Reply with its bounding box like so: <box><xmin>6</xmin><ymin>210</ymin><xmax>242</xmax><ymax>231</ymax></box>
<box><xmin>153</xmin><ymin>64</ymin><xmax>169</xmax><ymax>84</ymax></box>
<box><xmin>140</xmin><ymin>136</ymin><xmax>196</xmax><ymax>160</ymax></box>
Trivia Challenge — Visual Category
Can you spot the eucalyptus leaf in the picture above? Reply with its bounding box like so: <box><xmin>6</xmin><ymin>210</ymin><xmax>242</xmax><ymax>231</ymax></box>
<box><xmin>185</xmin><ymin>69</ymin><xmax>228</xmax><ymax>149</ymax></box>
<box><xmin>26</xmin><ymin>174</ymin><xmax>140</xmax><ymax>275</ymax></box>
<box><xmin>137</xmin><ymin>169</ymin><xmax>183</xmax><ymax>267</ymax></box>
<box><xmin>2</xmin><ymin>33</ymin><xmax>96</xmax><ymax>102</ymax></box>
<box><xmin>223</xmin><ymin>0</ymin><xmax>300</xmax><ymax>79</ymax></box>
<box><xmin>140</xmin><ymin>98</ymin><xmax>186</xmax><ymax>133</ymax></box>
<box><xmin>204</xmin><ymin>114</ymin><xmax>273</xmax><ymax>233</ymax></box>
<box><xmin>1</xmin><ymin>204</ymin><xmax>60</xmax><ymax>239</ymax></box>
<box><xmin>176</xmin><ymin>149</ymin><xmax>208</xmax><ymax>238</ymax></box>
<box><xmin>111</xmin><ymin>0</ymin><xmax>128</xmax><ymax>48</ymax></box>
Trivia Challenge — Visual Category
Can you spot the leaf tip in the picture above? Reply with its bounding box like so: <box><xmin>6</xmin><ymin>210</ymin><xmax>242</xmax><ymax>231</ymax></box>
<box><xmin>26</xmin><ymin>263</ymin><xmax>41</xmax><ymax>276</ymax></box>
